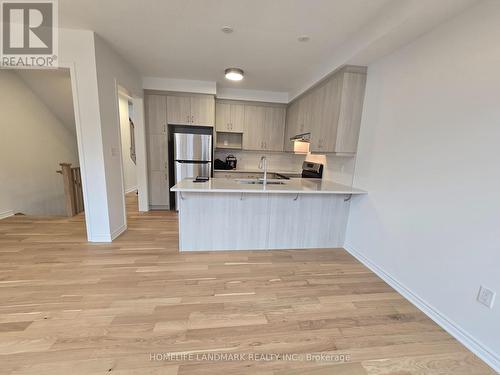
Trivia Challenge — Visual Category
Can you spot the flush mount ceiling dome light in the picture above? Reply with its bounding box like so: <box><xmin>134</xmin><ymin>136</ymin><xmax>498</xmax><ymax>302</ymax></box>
<box><xmin>221</xmin><ymin>26</ymin><xmax>234</xmax><ymax>34</ymax></box>
<box><xmin>225</xmin><ymin>68</ymin><xmax>244</xmax><ymax>81</ymax></box>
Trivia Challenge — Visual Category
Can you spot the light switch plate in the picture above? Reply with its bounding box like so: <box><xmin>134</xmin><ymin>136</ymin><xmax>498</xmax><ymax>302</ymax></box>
<box><xmin>477</xmin><ymin>286</ymin><xmax>496</xmax><ymax>309</ymax></box>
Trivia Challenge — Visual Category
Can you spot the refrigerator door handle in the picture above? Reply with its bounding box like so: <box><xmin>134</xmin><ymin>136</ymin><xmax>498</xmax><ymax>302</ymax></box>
<box><xmin>175</xmin><ymin>160</ymin><xmax>211</xmax><ymax>164</ymax></box>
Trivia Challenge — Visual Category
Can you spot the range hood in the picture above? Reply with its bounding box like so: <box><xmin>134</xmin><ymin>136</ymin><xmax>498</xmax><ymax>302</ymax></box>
<box><xmin>290</xmin><ymin>133</ymin><xmax>310</xmax><ymax>154</ymax></box>
<box><xmin>290</xmin><ymin>132</ymin><xmax>311</xmax><ymax>143</ymax></box>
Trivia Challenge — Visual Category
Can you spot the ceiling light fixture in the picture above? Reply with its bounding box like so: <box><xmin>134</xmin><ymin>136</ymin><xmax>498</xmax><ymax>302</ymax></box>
<box><xmin>225</xmin><ymin>68</ymin><xmax>244</xmax><ymax>81</ymax></box>
<box><xmin>297</xmin><ymin>35</ymin><xmax>310</xmax><ymax>42</ymax></box>
<box><xmin>221</xmin><ymin>26</ymin><xmax>234</xmax><ymax>34</ymax></box>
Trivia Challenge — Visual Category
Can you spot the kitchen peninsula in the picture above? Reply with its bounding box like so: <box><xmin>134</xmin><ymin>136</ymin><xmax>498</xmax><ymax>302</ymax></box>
<box><xmin>171</xmin><ymin>178</ymin><xmax>366</xmax><ymax>251</ymax></box>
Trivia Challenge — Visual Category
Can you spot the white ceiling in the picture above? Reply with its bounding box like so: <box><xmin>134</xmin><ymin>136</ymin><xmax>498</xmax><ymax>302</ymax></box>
<box><xmin>59</xmin><ymin>0</ymin><xmax>480</xmax><ymax>97</ymax></box>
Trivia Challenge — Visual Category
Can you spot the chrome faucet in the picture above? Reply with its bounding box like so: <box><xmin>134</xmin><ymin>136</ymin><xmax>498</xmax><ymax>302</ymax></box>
<box><xmin>259</xmin><ymin>156</ymin><xmax>268</xmax><ymax>185</ymax></box>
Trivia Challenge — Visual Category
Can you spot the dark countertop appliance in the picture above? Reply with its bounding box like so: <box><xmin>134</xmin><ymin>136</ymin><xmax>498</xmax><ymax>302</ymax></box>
<box><xmin>226</xmin><ymin>155</ymin><xmax>237</xmax><ymax>170</ymax></box>
<box><xmin>301</xmin><ymin>161</ymin><xmax>323</xmax><ymax>179</ymax></box>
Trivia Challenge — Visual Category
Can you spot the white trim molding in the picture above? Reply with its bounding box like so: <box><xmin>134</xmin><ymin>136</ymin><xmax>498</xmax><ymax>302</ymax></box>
<box><xmin>216</xmin><ymin>87</ymin><xmax>289</xmax><ymax>104</ymax></box>
<box><xmin>143</xmin><ymin>77</ymin><xmax>216</xmax><ymax>94</ymax></box>
<box><xmin>111</xmin><ymin>223</ymin><xmax>127</xmax><ymax>241</ymax></box>
<box><xmin>125</xmin><ymin>186</ymin><xmax>138</xmax><ymax>194</ymax></box>
<box><xmin>0</xmin><ymin>209</ymin><xmax>14</xmax><ymax>220</ymax></box>
<box><xmin>88</xmin><ymin>233</ymin><xmax>112</xmax><ymax>243</ymax></box>
<box><xmin>88</xmin><ymin>224</ymin><xmax>127</xmax><ymax>243</ymax></box>
<box><xmin>131</xmin><ymin>96</ymin><xmax>149</xmax><ymax>212</ymax></box>
<box><xmin>343</xmin><ymin>242</ymin><xmax>500</xmax><ymax>373</ymax></box>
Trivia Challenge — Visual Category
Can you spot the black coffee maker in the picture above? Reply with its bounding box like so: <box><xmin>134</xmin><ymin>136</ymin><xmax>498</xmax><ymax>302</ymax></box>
<box><xmin>226</xmin><ymin>155</ymin><xmax>237</xmax><ymax>170</ymax></box>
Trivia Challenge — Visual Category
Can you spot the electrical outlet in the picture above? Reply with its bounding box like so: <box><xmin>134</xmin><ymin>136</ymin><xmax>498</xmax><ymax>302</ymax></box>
<box><xmin>477</xmin><ymin>286</ymin><xmax>496</xmax><ymax>309</ymax></box>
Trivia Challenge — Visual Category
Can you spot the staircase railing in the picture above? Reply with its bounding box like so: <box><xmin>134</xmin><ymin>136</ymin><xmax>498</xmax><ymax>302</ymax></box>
<box><xmin>56</xmin><ymin>163</ymin><xmax>84</xmax><ymax>216</ymax></box>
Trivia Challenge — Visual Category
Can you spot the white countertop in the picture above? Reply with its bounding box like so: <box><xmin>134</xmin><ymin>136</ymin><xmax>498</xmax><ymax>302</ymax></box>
<box><xmin>214</xmin><ymin>168</ymin><xmax>302</xmax><ymax>175</ymax></box>
<box><xmin>171</xmin><ymin>178</ymin><xmax>367</xmax><ymax>195</ymax></box>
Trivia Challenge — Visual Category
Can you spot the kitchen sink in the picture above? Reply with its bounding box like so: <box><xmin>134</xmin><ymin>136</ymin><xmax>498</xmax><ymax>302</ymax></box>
<box><xmin>236</xmin><ymin>178</ymin><xmax>286</xmax><ymax>185</ymax></box>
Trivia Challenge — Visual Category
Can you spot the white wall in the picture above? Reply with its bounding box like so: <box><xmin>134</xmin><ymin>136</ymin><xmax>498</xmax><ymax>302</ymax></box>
<box><xmin>0</xmin><ymin>71</ymin><xmax>79</xmax><ymax>216</ymax></box>
<box><xmin>93</xmin><ymin>34</ymin><xmax>143</xmax><ymax>238</ymax></box>
<box><xmin>305</xmin><ymin>154</ymin><xmax>356</xmax><ymax>186</ymax></box>
<box><xmin>58</xmin><ymin>29</ymin><xmax>111</xmax><ymax>241</ymax></box>
<box><xmin>346</xmin><ymin>1</ymin><xmax>500</xmax><ymax>370</ymax></box>
<box><xmin>119</xmin><ymin>95</ymin><xmax>137</xmax><ymax>193</ymax></box>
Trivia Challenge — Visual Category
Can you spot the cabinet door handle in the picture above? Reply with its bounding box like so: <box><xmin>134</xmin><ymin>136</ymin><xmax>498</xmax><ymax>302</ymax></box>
<box><xmin>191</xmin><ymin>115</ymin><xmax>194</xmax><ymax>123</ymax></box>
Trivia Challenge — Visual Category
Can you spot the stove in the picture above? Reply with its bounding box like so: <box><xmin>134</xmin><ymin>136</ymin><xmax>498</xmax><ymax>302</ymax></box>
<box><xmin>301</xmin><ymin>161</ymin><xmax>323</xmax><ymax>179</ymax></box>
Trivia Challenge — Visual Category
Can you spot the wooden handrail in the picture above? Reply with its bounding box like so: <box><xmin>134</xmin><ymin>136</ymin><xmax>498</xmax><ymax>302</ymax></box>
<box><xmin>57</xmin><ymin>163</ymin><xmax>84</xmax><ymax>217</ymax></box>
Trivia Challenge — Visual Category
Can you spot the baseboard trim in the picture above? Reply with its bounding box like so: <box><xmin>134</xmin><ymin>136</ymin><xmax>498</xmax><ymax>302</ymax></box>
<box><xmin>88</xmin><ymin>233</ymin><xmax>112</xmax><ymax>243</ymax></box>
<box><xmin>111</xmin><ymin>224</ymin><xmax>127</xmax><ymax>241</ymax></box>
<box><xmin>0</xmin><ymin>209</ymin><xmax>14</xmax><ymax>220</ymax></box>
<box><xmin>343</xmin><ymin>242</ymin><xmax>500</xmax><ymax>373</ymax></box>
<box><xmin>149</xmin><ymin>205</ymin><xmax>170</xmax><ymax>210</ymax></box>
<box><xmin>125</xmin><ymin>186</ymin><xmax>138</xmax><ymax>194</ymax></box>
<box><xmin>87</xmin><ymin>224</ymin><xmax>127</xmax><ymax>243</ymax></box>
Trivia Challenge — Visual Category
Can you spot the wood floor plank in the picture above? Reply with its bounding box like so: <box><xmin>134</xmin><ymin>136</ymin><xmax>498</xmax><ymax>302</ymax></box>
<box><xmin>0</xmin><ymin>193</ymin><xmax>494</xmax><ymax>374</ymax></box>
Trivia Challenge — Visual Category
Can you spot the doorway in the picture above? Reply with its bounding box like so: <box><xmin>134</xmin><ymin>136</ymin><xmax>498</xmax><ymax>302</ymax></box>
<box><xmin>0</xmin><ymin>68</ymin><xmax>84</xmax><ymax>220</ymax></box>
<box><xmin>118</xmin><ymin>89</ymin><xmax>139</xmax><ymax>215</ymax></box>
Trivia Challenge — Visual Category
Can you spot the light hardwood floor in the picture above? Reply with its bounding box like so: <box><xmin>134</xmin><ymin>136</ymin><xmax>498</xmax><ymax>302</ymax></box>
<box><xmin>0</xmin><ymin>193</ymin><xmax>494</xmax><ymax>374</ymax></box>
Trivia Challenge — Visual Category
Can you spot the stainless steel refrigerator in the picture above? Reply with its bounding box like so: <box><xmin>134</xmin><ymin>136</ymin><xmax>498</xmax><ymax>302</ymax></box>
<box><xmin>173</xmin><ymin>133</ymin><xmax>212</xmax><ymax>200</ymax></box>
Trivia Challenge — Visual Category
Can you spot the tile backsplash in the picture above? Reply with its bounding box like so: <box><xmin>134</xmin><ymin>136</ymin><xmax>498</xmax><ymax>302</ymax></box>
<box><xmin>215</xmin><ymin>150</ymin><xmax>356</xmax><ymax>186</ymax></box>
<box><xmin>215</xmin><ymin>150</ymin><xmax>304</xmax><ymax>172</ymax></box>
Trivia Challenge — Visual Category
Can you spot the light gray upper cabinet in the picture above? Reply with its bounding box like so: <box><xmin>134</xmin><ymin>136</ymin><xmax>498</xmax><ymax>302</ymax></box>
<box><xmin>297</xmin><ymin>91</ymin><xmax>313</xmax><ymax>135</ymax></box>
<box><xmin>285</xmin><ymin>66</ymin><xmax>367</xmax><ymax>154</ymax></box>
<box><xmin>311</xmin><ymin>74</ymin><xmax>343</xmax><ymax>152</ymax></box>
<box><xmin>310</xmin><ymin>70</ymin><xmax>366</xmax><ymax>153</ymax></box>
<box><xmin>284</xmin><ymin>100</ymin><xmax>299</xmax><ymax>152</ymax></box>
<box><xmin>167</xmin><ymin>94</ymin><xmax>214</xmax><ymax>126</ymax></box>
<box><xmin>243</xmin><ymin>104</ymin><xmax>285</xmax><ymax>151</ymax></box>
<box><xmin>166</xmin><ymin>95</ymin><xmax>191</xmax><ymax>125</ymax></box>
<box><xmin>335</xmin><ymin>72</ymin><xmax>367</xmax><ymax>153</ymax></box>
<box><xmin>146</xmin><ymin>95</ymin><xmax>167</xmax><ymax>134</ymax></box>
<box><xmin>191</xmin><ymin>95</ymin><xmax>215</xmax><ymax>126</ymax></box>
<box><xmin>243</xmin><ymin>105</ymin><xmax>265</xmax><ymax>150</ymax></box>
<box><xmin>145</xmin><ymin>94</ymin><xmax>169</xmax><ymax>208</ymax></box>
<box><xmin>216</xmin><ymin>102</ymin><xmax>244</xmax><ymax>132</ymax></box>
<box><xmin>264</xmin><ymin>106</ymin><xmax>285</xmax><ymax>151</ymax></box>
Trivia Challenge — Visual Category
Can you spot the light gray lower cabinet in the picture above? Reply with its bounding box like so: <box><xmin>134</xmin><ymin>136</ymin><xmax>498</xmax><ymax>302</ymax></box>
<box><xmin>178</xmin><ymin>193</ymin><xmax>269</xmax><ymax>250</ymax></box>
<box><xmin>145</xmin><ymin>94</ymin><xmax>169</xmax><ymax>209</ymax></box>
<box><xmin>177</xmin><ymin>193</ymin><xmax>350</xmax><ymax>251</ymax></box>
<box><xmin>267</xmin><ymin>194</ymin><xmax>349</xmax><ymax>249</ymax></box>
<box><xmin>149</xmin><ymin>170</ymin><xmax>169</xmax><ymax>207</ymax></box>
